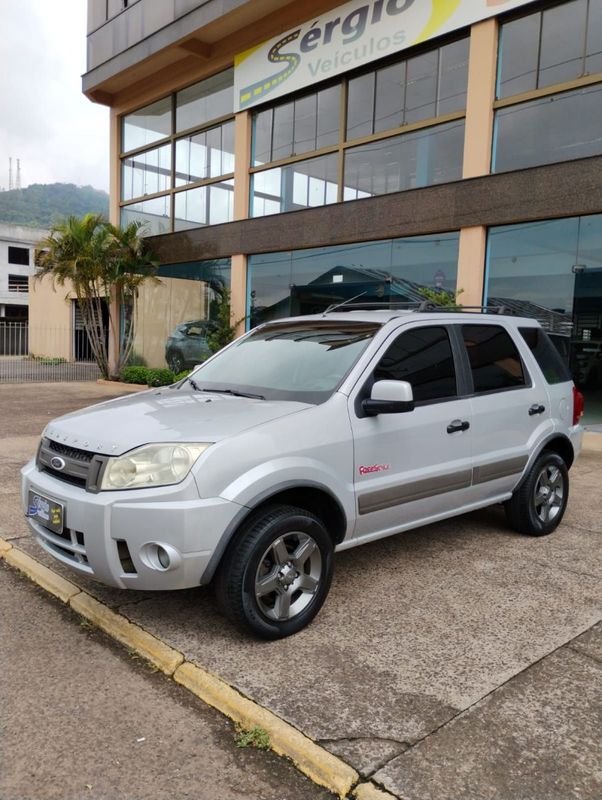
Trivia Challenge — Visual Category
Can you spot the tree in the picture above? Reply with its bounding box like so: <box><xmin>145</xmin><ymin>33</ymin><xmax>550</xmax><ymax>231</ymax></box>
<box><xmin>36</xmin><ymin>214</ymin><xmax>158</xmax><ymax>379</ymax></box>
<box><xmin>418</xmin><ymin>286</ymin><xmax>464</xmax><ymax>309</ymax></box>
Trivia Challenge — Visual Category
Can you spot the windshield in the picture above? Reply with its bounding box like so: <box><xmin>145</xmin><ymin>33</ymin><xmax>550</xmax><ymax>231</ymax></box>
<box><xmin>186</xmin><ymin>321</ymin><xmax>381</xmax><ymax>404</ymax></box>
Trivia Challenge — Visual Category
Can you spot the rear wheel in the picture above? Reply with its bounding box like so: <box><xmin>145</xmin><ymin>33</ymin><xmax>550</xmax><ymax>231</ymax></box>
<box><xmin>504</xmin><ymin>451</ymin><xmax>569</xmax><ymax>536</ymax></box>
<box><xmin>166</xmin><ymin>349</ymin><xmax>185</xmax><ymax>373</ymax></box>
<box><xmin>215</xmin><ymin>504</ymin><xmax>334</xmax><ymax>639</ymax></box>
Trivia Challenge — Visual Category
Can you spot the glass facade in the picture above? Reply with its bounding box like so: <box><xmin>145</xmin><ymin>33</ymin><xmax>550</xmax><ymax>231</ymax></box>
<box><xmin>250</xmin><ymin>34</ymin><xmax>469</xmax><ymax>217</ymax></box>
<box><xmin>486</xmin><ymin>215</ymin><xmax>602</xmax><ymax>422</ymax></box>
<box><xmin>494</xmin><ymin>0</ymin><xmax>602</xmax><ymax>173</ymax></box>
<box><xmin>120</xmin><ymin>69</ymin><xmax>234</xmax><ymax>235</ymax></box>
<box><xmin>248</xmin><ymin>233</ymin><xmax>459</xmax><ymax>327</ymax></box>
<box><xmin>130</xmin><ymin>258</ymin><xmax>231</xmax><ymax>370</ymax></box>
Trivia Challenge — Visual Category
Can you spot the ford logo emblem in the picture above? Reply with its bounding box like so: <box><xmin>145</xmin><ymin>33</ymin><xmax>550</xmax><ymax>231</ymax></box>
<box><xmin>50</xmin><ymin>456</ymin><xmax>66</xmax><ymax>471</ymax></box>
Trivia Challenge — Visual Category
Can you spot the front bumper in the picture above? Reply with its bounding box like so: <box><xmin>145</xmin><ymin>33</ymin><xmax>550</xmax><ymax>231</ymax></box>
<box><xmin>21</xmin><ymin>460</ymin><xmax>242</xmax><ymax>590</ymax></box>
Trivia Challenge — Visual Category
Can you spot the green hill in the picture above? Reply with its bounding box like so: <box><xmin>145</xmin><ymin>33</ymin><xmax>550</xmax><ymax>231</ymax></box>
<box><xmin>0</xmin><ymin>183</ymin><xmax>109</xmax><ymax>228</ymax></box>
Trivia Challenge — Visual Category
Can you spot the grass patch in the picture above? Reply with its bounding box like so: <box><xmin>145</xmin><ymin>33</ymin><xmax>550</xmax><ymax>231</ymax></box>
<box><xmin>235</xmin><ymin>724</ymin><xmax>271</xmax><ymax>750</ymax></box>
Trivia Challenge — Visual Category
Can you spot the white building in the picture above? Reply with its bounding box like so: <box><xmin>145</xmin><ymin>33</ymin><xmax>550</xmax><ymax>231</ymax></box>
<box><xmin>0</xmin><ymin>224</ymin><xmax>48</xmax><ymax>321</ymax></box>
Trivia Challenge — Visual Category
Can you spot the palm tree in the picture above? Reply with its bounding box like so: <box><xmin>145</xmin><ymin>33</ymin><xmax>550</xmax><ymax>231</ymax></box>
<box><xmin>36</xmin><ymin>214</ymin><xmax>158</xmax><ymax>379</ymax></box>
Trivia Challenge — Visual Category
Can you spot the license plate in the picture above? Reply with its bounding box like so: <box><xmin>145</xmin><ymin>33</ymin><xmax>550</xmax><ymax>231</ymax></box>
<box><xmin>27</xmin><ymin>491</ymin><xmax>64</xmax><ymax>534</ymax></box>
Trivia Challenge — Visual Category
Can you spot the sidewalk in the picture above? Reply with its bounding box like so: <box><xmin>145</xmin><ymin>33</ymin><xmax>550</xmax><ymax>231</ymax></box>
<box><xmin>1</xmin><ymin>382</ymin><xmax>601</xmax><ymax>799</ymax></box>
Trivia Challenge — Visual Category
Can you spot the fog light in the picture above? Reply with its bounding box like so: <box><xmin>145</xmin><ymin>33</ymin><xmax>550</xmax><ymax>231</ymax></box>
<box><xmin>140</xmin><ymin>542</ymin><xmax>182</xmax><ymax>572</ymax></box>
<box><xmin>157</xmin><ymin>545</ymin><xmax>170</xmax><ymax>569</ymax></box>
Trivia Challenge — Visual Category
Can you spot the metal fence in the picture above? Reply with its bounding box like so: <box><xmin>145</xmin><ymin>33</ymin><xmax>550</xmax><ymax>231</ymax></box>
<box><xmin>0</xmin><ymin>322</ymin><xmax>101</xmax><ymax>383</ymax></box>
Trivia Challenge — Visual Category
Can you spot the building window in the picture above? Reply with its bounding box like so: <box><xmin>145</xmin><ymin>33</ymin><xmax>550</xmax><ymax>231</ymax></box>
<box><xmin>120</xmin><ymin>69</ymin><xmax>235</xmax><ymax>235</ymax></box>
<box><xmin>497</xmin><ymin>0</ymin><xmax>602</xmax><ymax>99</ymax></box>
<box><xmin>493</xmin><ymin>84</ymin><xmax>602</xmax><ymax>172</ymax></box>
<box><xmin>8</xmin><ymin>274</ymin><xmax>29</xmax><ymax>293</ymax></box>
<box><xmin>247</xmin><ymin>232</ymin><xmax>459</xmax><ymax>327</ymax></box>
<box><xmin>493</xmin><ymin>1</ymin><xmax>602</xmax><ymax>173</ymax></box>
<box><xmin>8</xmin><ymin>246</ymin><xmax>29</xmax><ymax>266</ymax></box>
<box><xmin>485</xmin><ymin>214</ymin><xmax>602</xmax><ymax>416</ymax></box>
<box><xmin>250</xmin><ymin>35</ymin><xmax>468</xmax><ymax>218</ymax></box>
<box><xmin>251</xmin><ymin>153</ymin><xmax>338</xmax><ymax>217</ymax></box>
<box><xmin>343</xmin><ymin>119</ymin><xmax>465</xmax><ymax>197</ymax></box>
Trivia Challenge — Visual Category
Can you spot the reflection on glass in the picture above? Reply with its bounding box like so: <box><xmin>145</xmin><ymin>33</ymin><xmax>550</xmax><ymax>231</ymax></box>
<box><xmin>486</xmin><ymin>215</ymin><xmax>602</xmax><ymax>419</ymax></box>
<box><xmin>132</xmin><ymin>258</ymin><xmax>231</xmax><ymax>370</ymax></box>
<box><xmin>120</xmin><ymin>195</ymin><xmax>171</xmax><ymax>236</ymax></box>
<box><xmin>173</xmin><ymin>180</ymin><xmax>234</xmax><ymax>230</ymax></box>
<box><xmin>493</xmin><ymin>84</ymin><xmax>602</xmax><ymax>172</ymax></box>
<box><xmin>539</xmin><ymin>0</ymin><xmax>587</xmax><ymax>88</ymax></box>
<box><xmin>497</xmin><ymin>0</ymin><xmax>602</xmax><ymax>100</ymax></box>
<box><xmin>253</xmin><ymin>86</ymin><xmax>341</xmax><ymax>165</ymax></box>
<box><xmin>122</xmin><ymin>96</ymin><xmax>172</xmax><ymax>152</ymax></box>
<box><xmin>175</xmin><ymin>121</ymin><xmax>234</xmax><ymax>186</ymax></box>
<box><xmin>121</xmin><ymin>144</ymin><xmax>171</xmax><ymax>201</ymax></box>
<box><xmin>251</xmin><ymin>154</ymin><xmax>338</xmax><ymax>217</ymax></box>
<box><xmin>175</xmin><ymin>69</ymin><xmax>234</xmax><ymax>132</ymax></box>
<box><xmin>248</xmin><ymin>232</ymin><xmax>459</xmax><ymax>326</ymax></box>
<box><xmin>346</xmin><ymin>37</ymin><xmax>468</xmax><ymax>138</ymax></box>
<box><xmin>344</xmin><ymin>119</ymin><xmax>464</xmax><ymax>197</ymax></box>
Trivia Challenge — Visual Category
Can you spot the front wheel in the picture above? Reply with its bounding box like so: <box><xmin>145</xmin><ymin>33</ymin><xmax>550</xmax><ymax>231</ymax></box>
<box><xmin>504</xmin><ymin>451</ymin><xmax>569</xmax><ymax>536</ymax></box>
<box><xmin>215</xmin><ymin>505</ymin><xmax>334</xmax><ymax>639</ymax></box>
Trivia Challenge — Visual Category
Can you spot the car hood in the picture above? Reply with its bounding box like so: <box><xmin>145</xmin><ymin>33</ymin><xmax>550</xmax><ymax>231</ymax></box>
<box><xmin>43</xmin><ymin>388</ymin><xmax>311</xmax><ymax>456</ymax></box>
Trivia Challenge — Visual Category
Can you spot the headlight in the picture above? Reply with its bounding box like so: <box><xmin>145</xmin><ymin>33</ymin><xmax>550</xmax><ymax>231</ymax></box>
<box><xmin>100</xmin><ymin>443</ymin><xmax>211</xmax><ymax>491</ymax></box>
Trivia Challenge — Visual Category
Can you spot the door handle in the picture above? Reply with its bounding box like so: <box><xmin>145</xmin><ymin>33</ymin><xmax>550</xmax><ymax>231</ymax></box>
<box><xmin>528</xmin><ymin>404</ymin><xmax>546</xmax><ymax>416</ymax></box>
<box><xmin>447</xmin><ymin>419</ymin><xmax>470</xmax><ymax>434</ymax></box>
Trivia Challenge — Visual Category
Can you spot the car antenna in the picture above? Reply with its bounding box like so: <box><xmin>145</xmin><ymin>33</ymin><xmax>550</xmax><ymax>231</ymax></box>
<box><xmin>323</xmin><ymin>291</ymin><xmax>368</xmax><ymax>316</ymax></box>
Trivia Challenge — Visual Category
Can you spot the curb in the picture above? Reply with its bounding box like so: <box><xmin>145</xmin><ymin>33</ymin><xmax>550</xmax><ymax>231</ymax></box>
<box><xmin>0</xmin><ymin>536</ymin><xmax>389</xmax><ymax>799</ymax></box>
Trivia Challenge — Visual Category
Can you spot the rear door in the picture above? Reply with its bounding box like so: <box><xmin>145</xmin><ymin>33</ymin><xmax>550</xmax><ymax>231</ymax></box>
<box><xmin>457</xmin><ymin>322</ymin><xmax>553</xmax><ymax>502</ymax></box>
<box><xmin>349</xmin><ymin>323</ymin><xmax>474</xmax><ymax>543</ymax></box>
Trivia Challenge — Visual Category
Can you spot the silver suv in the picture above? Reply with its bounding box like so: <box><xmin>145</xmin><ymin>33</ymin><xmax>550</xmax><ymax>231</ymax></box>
<box><xmin>22</xmin><ymin>307</ymin><xmax>584</xmax><ymax>639</ymax></box>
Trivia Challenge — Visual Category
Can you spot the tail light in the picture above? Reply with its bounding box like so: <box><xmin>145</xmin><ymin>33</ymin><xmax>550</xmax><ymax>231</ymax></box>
<box><xmin>572</xmin><ymin>386</ymin><xmax>584</xmax><ymax>425</ymax></box>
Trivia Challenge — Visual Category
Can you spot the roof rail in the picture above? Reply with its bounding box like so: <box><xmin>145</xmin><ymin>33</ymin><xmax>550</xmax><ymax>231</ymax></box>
<box><xmin>322</xmin><ymin>301</ymin><xmax>514</xmax><ymax>315</ymax></box>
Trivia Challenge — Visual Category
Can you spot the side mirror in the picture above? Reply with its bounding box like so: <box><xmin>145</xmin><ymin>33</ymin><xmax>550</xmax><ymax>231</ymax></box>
<box><xmin>362</xmin><ymin>380</ymin><xmax>414</xmax><ymax>417</ymax></box>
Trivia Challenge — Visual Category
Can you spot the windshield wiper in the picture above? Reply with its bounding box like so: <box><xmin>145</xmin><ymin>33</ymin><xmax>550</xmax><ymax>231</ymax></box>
<box><xmin>185</xmin><ymin>376</ymin><xmax>200</xmax><ymax>391</ymax></box>
<box><xmin>199</xmin><ymin>388</ymin><xmax>265</xmax><ymax>400</ymax></box>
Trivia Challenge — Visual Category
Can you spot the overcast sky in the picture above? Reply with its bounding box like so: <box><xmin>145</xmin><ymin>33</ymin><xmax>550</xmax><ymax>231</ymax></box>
<box><xmin>0</xmin><ymin>0</ymin><xmax>109</xmax><ymax>192</ymax></box>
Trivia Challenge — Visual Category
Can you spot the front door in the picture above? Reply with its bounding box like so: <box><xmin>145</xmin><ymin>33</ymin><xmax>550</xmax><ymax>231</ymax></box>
<box><xmin>349</xmin><ymin>324</ymin><xmax>473</xmax><ymax>544</ymax></box>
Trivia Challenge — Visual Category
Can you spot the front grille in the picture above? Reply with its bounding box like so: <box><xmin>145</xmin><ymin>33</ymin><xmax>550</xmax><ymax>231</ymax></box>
<box><xmin>34</xmin><ymin>522</ymin><xmax>91</xmax><ymax>571</ymax></box>
<box><xmin>48</xmin><ymin>440</ymin><xmax>94</xmax><ymax>463</ymax></box>
<box><xmin>37</xmin><ymin>438</ymin><xmax>106</xmax><ymax>492</ymax></box>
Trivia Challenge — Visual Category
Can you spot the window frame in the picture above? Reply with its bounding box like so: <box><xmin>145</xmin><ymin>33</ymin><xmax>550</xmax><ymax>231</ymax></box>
<box><xmin>250</xmin><ymin>31</ymin><xmax>470</xmax><ymax>213</ymax></box>
<box><xmin>119</xmin><ymin>70</ymin><xmax>235</xmax><ymax>233</ymax></box>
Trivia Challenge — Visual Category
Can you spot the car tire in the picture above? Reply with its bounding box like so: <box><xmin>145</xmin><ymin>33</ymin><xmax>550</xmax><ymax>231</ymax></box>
<box><xmin>215</xmin><ymin>504</ymin><xmax>334</xmax><ymax>639</ymax></box>
<box><xmin>504</xmin><ymin>451</ymin><xmax>569</xmax><ymax>536</ymax></box>
<box><xmin>166</xmin><ymin>349</ymin><xmax>185</xmax><ymax>373</ymax></box>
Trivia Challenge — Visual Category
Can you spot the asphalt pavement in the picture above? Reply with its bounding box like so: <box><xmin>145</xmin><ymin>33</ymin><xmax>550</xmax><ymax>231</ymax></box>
<box><xmin>1</xmin><ymin>381</ymin><xmax>601</xmax><ymax>800</ymax></box>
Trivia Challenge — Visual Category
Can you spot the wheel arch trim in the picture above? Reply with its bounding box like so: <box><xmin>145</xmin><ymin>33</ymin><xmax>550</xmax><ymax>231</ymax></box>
<box><xmin>199</xmin><ymin>480</ymin><xmax>348</xmax><ymax>585</ymax></box>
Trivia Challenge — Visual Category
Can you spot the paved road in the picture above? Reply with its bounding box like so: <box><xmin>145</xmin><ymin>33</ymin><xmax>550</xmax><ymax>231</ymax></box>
<box><xmin>0</xmin><ymin>561</ymin><xmax>331</xmax><ymax>800</ymax></box>
<box><xmin>1</xmin><ymin>382</ymin><xmax>601</xmax><ymax>800</ymax></box>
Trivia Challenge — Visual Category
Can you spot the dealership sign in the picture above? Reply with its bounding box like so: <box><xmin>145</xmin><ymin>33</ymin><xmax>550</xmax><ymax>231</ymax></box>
<box><xmin>234</xmin><ymin>0</ymin><xmax>536</xmax><ymax>111</ymax></box>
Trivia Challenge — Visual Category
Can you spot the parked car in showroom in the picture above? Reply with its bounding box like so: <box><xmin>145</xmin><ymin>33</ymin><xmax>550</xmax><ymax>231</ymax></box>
<box><xmin>23</xmin><ymin>305</ymin><xmax>584</xmax><ymax>639</ymax></box>
<box><xmin>165</xmin><ymin>319</ymin><xmax>217</xmax><ymax>372</ymax></box>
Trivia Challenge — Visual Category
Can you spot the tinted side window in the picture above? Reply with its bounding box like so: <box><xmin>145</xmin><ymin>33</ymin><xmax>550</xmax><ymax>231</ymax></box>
<box><xmin>519</xmin><ymin>328</ymin><xmax>572</xmax><ymax>384</ymax></box>
<box><xmin>462</xmin><ymin>325</ymin><xmax>526</xmax><ymax>393</ymax></box>
<box><xmin>374</xmin><ymin>326</ymin><xmax>457</xmax><ymax>402</ymax></box>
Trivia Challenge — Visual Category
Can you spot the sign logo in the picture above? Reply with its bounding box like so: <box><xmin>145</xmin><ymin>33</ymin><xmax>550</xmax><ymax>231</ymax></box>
<box><xmin>50</xmin><ymin>456</ymin><xmax>66</xmax><ymax>471</ymax></box>
<box><xmin>234</xmin><ymin>0</ymin><xmax>536</xmax><ymax>112</ymax></box>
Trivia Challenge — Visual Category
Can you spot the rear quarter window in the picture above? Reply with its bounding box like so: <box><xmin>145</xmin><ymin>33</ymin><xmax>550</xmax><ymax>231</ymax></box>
<box><xmin>519</xmin><ymin>327</ymin><xmax>572</xmax><ymax>384</ymax></box>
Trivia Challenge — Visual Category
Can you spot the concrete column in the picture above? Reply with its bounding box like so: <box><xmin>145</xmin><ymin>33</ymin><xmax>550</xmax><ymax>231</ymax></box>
<box><xmin>109</xmin><ymin>107</ymin><xmax>122</xmax><ymax>375</ymax></box>
<box><xmin>457</xmin><ymin>226</ymin><xmax>488</xmax><ymax>306</ymax></box>
<box><xmin>230</xmin><ymin>254</ymin><xmax>248</xmax><ymax>335</ymax></box>
<box><xmin>456</xmin><ymin>19</ymin><xmax>499</xmax><ymax>307</ymax></box>
<box><xmin>462</xmin><ymin>18</ymin><xmax>498</xmax><ymax>179</ymax></box>
<box><xmin>233</xmin><ymin>110</ymin><xmax>252</xmax><ymax>222</ymax></box>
